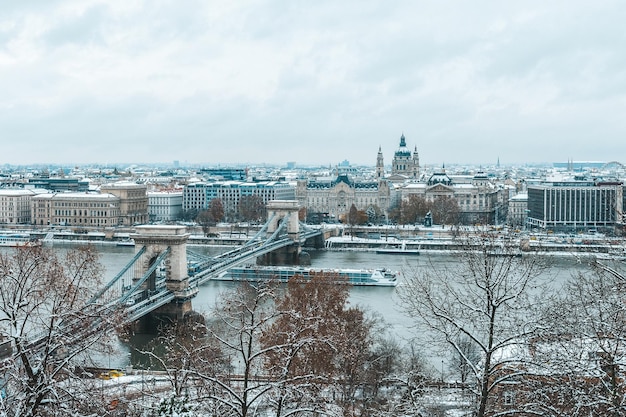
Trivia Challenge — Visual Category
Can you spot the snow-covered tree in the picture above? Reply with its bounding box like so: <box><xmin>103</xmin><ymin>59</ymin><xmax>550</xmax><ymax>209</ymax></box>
<box><xmin>0</xmin><ymin>245</ymin><xmax>121</xmax><ymax>417</ymax></box>
<box><xmin>397</xmin><ymin>236</ymin><xmax>548</xmax><ymax>417</ymax></box>
<box><xmin>261</xmin><ymin>272</ymin><xmax>380</xmax><ymax>416</ymax></box>
<box><xmin>203</xmin><ymin>281</ymin><xmax>279</xmax><ymax>417</ymax></box>
<box><xmin>141</xmin><ymin>317</ymin><xmax>227</xmax><ymax>403</ymax></box>
<box><xmin>529</xmin><ymin>259</ymin><xmax>626</xmax><ymax>416</ymax></box>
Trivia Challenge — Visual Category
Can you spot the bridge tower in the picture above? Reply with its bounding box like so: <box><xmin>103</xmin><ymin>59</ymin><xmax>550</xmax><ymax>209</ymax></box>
<box><xmin>258</xmin><ymin>200</ymin><xmax>306</xmax><ymax>265</ymax></box>
<box><xmin>130</xmin><ymin>225</ymin><xmax>197</xmax><ymax>327</ymax></box>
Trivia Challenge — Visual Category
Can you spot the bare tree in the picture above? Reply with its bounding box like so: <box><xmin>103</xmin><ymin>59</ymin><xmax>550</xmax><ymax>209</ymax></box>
<box><xmin>202</xmin><ymin>281</ymin><xmax>278</xmax><ymax>417</ymax></box>
<box><xmin>0</xmin><ymin>245</ymin><xmax>120</xmax><ymax>417</ymax></box>
<box><xmin>196</xmin><ymin>209</ymin><xmax>214</xmax><ymax>236</ymax></box>
<box><xmin>529</xmin><ymin>260</ymin><xmax>626</xmax><ymax>416</ymax></box>
<box><xmin>238</xmin><ymin>195</ymin><xmax>266</xmax><ymax>223</ymax></box>
<box><xmin>196</xmin><ymin>199</ymin><xmax>225</xmax><ymax>236</ymax></box>
<box><xmin>397</xmin><ymin>236</ymin><xmax>548</xmax><ymax>417</ymax></box>
<box><xmin>430</xmin><ymin>195</ymin><xmax>460</xmax><ymax>225</ymax></box>
<box><xmin>402</xmin><ymin>195</ymin><xmax>431</xmax><ymax>225</ymax></box>
<box><xmin>209</xmin><ymin>198</ymin><xmax>225</xmax><ymax>225</ymax></box>
<box><xmin>261</xmin><ymin>272</ymin><xmax>376</xmax><ymax>416</ymax></box>
<box><xmin>261</xmin><ymin>272</ymin><xmax>352</xmax><ymax>415</ymax></box>
<box><xmin>449</xmin><ymin>334</ymin><xmax>480</xmax><ymax>387</ymax></box>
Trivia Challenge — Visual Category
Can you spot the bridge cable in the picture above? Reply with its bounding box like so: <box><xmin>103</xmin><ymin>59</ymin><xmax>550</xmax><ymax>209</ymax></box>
<box><xmin>118</xmin><ymin>247</ymin><xmax>171</xmax><ymax>305</ymax></box>
<box><xmin>88</xmin><ymin>246</ymin><xmax>147</xmax><ymax>304</ymax></box>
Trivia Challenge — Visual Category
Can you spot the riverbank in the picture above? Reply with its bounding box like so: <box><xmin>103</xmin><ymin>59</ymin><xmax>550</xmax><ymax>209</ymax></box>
<box><xmin>3</xmin><ymin>225</ymin><xmax>625</xmax><ymax>260</ymax></box>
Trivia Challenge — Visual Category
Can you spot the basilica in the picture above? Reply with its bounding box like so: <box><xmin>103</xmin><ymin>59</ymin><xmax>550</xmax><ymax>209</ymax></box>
<box><xmin>296</xmin><ymin>133</ymin><xmax>507</xmax><ymax>225</ymax></box>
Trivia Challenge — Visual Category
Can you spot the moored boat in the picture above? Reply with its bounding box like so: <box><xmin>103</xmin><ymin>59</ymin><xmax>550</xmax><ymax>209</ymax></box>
<box><xmin>375</xmin><ymin>248</ymin><xmax>420</xmax><ymax>255</ymax></box>
<box><xmin>216</xmin><ymin>265</ymin><xmax>398</xmax><ymax>287</ymax></box>
<box><xmin>0</xmin><ymin>233</ymin><xmax>41</xmax><ymax>247</ymax></box>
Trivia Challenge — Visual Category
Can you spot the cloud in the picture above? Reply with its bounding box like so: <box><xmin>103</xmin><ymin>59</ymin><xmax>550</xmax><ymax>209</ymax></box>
<box><xmin>1</xmin><ymin>0</ymin><xmax>626</xmax><ymax>166</ymax></box>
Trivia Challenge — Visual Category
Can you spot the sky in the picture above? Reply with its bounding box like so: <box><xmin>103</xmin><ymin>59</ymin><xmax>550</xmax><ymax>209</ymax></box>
<box><xmin>1</xmin><ymin>1</ymin><xmax>626</xmax><ymax>168</ymax></box>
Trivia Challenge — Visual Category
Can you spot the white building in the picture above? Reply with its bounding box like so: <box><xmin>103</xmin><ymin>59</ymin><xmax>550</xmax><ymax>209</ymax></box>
<box><xmin>390</xmin><ymin>133</ymin><xmax>420</xmax><ymax>180</ymax></box>
<box><xmin>183</xmin><ymin>180</ymin><xmax>295</xmax><ymax>221</ymax></box>
<box><xmin>148</xmin><ymin>191</ymin><xmax>183</xmax><ymax>222</ymax></box>
<box><xmin>507</xmin><ymin>193</ymin><xmax>528</xmax><ymax>228</ymax></box>
<box><xmin>0</xmin><ymin>189</ymin><xmax>38</xmax><ymax>224</ymax></box>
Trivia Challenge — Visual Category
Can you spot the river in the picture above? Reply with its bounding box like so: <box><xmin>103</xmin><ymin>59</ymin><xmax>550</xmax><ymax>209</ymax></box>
<box><xmin>86</xmin><ymin>244</ymin><xmax>594</xmax><ymax>370</ymax></box>
<box><xmin>3</xmin><ymin>243</ymin><xmax>594</xmax><ymax>369</ymax></box>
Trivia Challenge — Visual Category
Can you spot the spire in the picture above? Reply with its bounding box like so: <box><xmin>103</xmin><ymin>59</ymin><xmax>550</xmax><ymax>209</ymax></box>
<box><xmin>376</xmin><ymin>145</ymin><xmax>384</xmax><ymax>178</ymax></box>
<box><xmin>399</xmin><ymin>133</ymin><xmax>406</xmax><ymax>147</ymax></box>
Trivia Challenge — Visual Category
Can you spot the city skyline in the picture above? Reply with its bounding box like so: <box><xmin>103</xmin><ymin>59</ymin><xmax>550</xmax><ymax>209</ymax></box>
<box><xmin>2</xmin><ymin>1</ymin><xmax>626</xmax><ymax>166</ymax></box>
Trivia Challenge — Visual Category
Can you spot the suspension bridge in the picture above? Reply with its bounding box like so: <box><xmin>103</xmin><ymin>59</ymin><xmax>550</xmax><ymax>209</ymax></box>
<box><xmin>89</xmin><ymin>200</ymin><xmax>323</xmax><ymax>324</ymax></box>
<box><xmin>12</xmin><ymin>201</ymin><xmax>324</xmax><ymax>363</ymax></box>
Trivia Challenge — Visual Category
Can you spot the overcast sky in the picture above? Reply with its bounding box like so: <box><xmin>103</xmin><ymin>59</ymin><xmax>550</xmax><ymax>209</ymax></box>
<box><xmin>2</xmin><ymin>1</ymin><xmax>625</xmax><ymax>167</ymax></box>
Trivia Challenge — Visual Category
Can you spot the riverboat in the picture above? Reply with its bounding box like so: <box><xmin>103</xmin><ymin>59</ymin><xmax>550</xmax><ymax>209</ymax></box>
<box><xmin>216</xmin><ymin>265</ymin><xmax>398</xmax><ymax>287</ymax></box>
<box><xmin>375</xmin><ymin>241</ymin><xmax>420</xmax><ymax>255</ymax></box>
<box><xmin>375</xmin><ymin>248</ymin><xmax>420</xmax><ymax>255</ymax></box>
<box><xmin>0</xmin><ymin>233</ymin><xmax>41</xmax><ymax>247</ymax></box>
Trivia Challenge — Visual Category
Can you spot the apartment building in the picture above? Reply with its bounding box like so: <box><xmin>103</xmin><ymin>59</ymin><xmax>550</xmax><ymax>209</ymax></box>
<box><xmin>100</xmin><ymin>182</ymin><xmax>149</xmax><ymax>226</ymax></box>
<box><xmin>183</xmin><ymin>180</ymin><xmax>295</xmax><ymax>221</ymax></box>
<box><xmin>148</xmin><ymin>191</ymin><xmax>183</xmax><ymax>222</ymax></box>
<box><xmin>0</xmin><ymin>189</ymin><xmax>38</xmax><ymax>224</ymax></box>
<box><xmin>31</xmin><ymin>192</ymin><xmax>121</xmax><ymax>227</ymax></box>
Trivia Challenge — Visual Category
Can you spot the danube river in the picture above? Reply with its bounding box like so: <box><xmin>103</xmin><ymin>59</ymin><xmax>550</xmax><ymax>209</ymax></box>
<box><xmin>89</xmin><ymin>244</ymin><xmax>596</xmax><ymax>370</ymax></box>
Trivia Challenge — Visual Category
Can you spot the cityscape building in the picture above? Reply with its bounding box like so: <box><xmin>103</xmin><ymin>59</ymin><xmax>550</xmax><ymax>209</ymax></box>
<box><xmin>397</xmin><ymin>169</ymin><xmax>508</xmax><ymax>225</ymax></box>
<box><xmin>148</xmin><ymin>191</ymin><xmax>183</xmax><ymax>222</ymax></box>
<box><xmin>526</xmin><ymin>179</ymin><xmax>624</xmax><ymax>232</ymax></box>
<box><xmin>31</xmin><ymin>192</ymin><xmax>120</xmax><ymax>227</ymax></box>
<box><xmin>182</xmin><ymin>180</ymin><xmax>295</xmax><ymax>221</ymax></box>
<box><xmin>100</xmin><ymin>182</ymin><xmax>149</xmax><ymax>226</ymax></box>
<box><xmin>390</xmin><ymin>133</ymin><xmax>420</xmax><ymax>180</ymax></box>
<box><xmin>0</xmin><ymin>189</ymin><xmax>39</xmax><ymax>224</ymax></box>
<box><xmin>507</xmin><ymin>193</ymin><xmax>528</xmax><ymax>228</ymax></box>
<box><xmin>296</xmin><ymin>175</ymin><xmax>393</xmax><ymax>223</ymax></box>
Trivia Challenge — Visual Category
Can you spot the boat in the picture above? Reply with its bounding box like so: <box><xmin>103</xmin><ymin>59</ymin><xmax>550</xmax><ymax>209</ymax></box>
<box><xmin>376</xmin><ymin>241</ymin><xmax>420</xmax><ymax>255</ymax></box>
<box><xmin>216</xmin><ymin>265</ymin><xmax>399</xmax><ymax>287</ymax></box>
<box><xmin>376</xmin><ymin>248</ymin><xmax>420</xmax><ymax>255</ymax></box>
<box><xmin>0</xmin><ymin>233</ymin><xmax>41</xmax><ymax>247</ymax></box>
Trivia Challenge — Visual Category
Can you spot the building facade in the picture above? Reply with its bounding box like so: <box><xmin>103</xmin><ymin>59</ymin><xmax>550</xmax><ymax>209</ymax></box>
<box><xmin>0</xmin><ymin>189</ymin><xmax>38</xmax><ymax>224</ymax></box>
<box><xmin>100</xmin><ymin>182</ymin><xmax>149</xmax><ymax>226</ymax></box>
<box><xmin>148</xmin><ymin>191</ymin><xmax>183</xmax><ymax>222</ymax></box>
<box><xmin>296</xmin><ymin>175</ymin><xmax>393</xmax><ymax>223</ymax></box>
<box><xmin>398</xmin><ymin>170</ymin><xmax>507</xmax><ymax>225</ymax></box>
<box><xmin>31</xmin><ymin>193</ymin><xmax>121</xmax><ymax>227</ymax></box>
<box><xmin>507</xmin><ymin>193</ymin><xmax>528</xmax><ymax>228</ymax></box>
<box><xmin>182</xmin><ymin>180</ymin><xmax>295</xmax><ymax>221</ymax></box>
<box><xmin>526</xmin><ymin>180</ymin><xmax>623</xmax><ymax>232</ymax></box>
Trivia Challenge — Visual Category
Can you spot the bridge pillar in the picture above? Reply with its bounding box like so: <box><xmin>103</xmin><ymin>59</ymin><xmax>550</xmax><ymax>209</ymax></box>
<box><xmin>259</xmin><ymin>200</ymin><xmax>305</xmax><ymax>265</ymax></box>
<box><xmin>130</xmin><ymin>225</ymin><xmax>197</xmax><ymax>328</ymax></box>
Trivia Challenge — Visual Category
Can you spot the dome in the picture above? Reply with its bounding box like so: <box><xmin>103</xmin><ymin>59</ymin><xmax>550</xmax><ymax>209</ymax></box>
<box><xmin>427</xmin><ymin>172</ymin><xmax>453</xmax><ymax>186</ymax></box>
<box><xmin>394</xmin><ymin>133</ymin><xmax>411</xmax><ymax>157</ymax></box>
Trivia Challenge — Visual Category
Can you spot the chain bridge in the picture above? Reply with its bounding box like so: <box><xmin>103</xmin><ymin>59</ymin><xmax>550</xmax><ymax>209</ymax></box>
<box><xmin>90</xmin><ymin>200</ymin><xmax>323</xmax><ymax>326</ymax></box>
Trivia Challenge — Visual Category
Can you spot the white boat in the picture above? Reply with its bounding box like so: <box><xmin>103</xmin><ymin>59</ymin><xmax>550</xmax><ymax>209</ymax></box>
<box><xmin>0</xmin><ymin>233</ymin><xmax>41</xmax><ymax>247</ymax></box>
<box><xmin>376</xmin><ymin>248</ymin><xmax>420</xmax><ymax>255</ymax></box>
<box><xmin>216</xmin><ymin>265</ymin><xmax>398</xmax><ymax>287</ymax></box>
<box><xmin>376</xmin><ymin>240</ymin><xmax>420</xmax><ymax>255</ymax></box>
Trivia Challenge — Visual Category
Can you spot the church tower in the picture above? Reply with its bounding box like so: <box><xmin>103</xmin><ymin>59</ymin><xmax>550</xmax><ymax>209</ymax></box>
<box><xmin>412</xmin><ymin>145</ymin><xmax>420</xmax><ymax>179</ymax></box>
<box><xmin>391</xmin><ymin>133</ymin><xmax>420</xmax><ymax>180</ymax></box>
<box><xmin>376</xmin><ymin>146</ymin><xmax>384</xmax><ymax>178</ymax></box>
